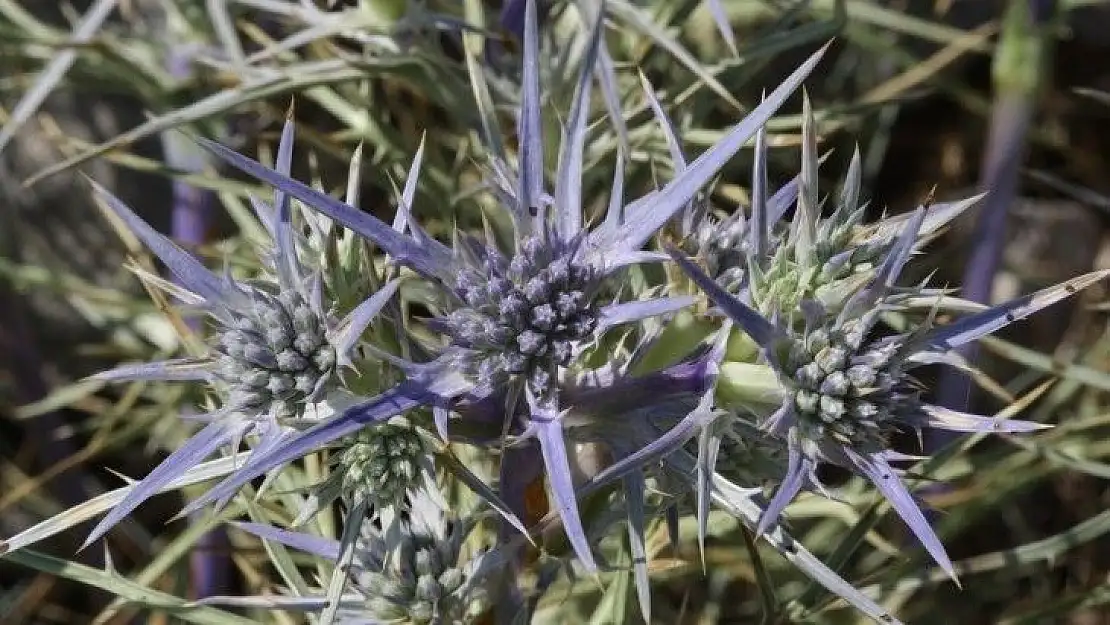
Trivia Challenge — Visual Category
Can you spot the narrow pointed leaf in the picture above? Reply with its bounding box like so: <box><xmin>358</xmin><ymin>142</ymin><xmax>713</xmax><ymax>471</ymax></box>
<box><xmin>706</xmin><ymin>0</ymin><xmax>739</xmax><ymax>55</ymax></box>
<box><xmin>866</xmin><ymin>194</ymin><xmax>984</xmax><ymax>245</ymax></box>
<box><xmin>197</xmin><ymin>137</ymin><xmax>454</xmax><ymax>281</ymax></box>
<box><xmin>532</xmin><ymin>409</ymin><xmax>597</xmax><ymax>572</ymax></box>
<box><xmin>845</xmin><ymin>449</ymin><xmax>956</xmax><ymax>581</ymax></box>
<box><xmin>607</xmin><ymin>43</ymin><xmax>828</xmax><ymax>253</ymax></box>
<box><xmin>274</xmin><ymin>115</ymin><xmax>301</xmax><ymax>290</ymax></box>
<box><xmin>395</xmin><ymin>135</ymin><xmax>426</xmax><ymax>233</ymax></box>
<box><xmin>90</xmin><ymin>180</ymin><xmax>229</xmax><ymax>305</ymax></box>
<box><xmin>91</xmin><ymin>359</ymin><xmax>213</xmax><ymax>382</ymax></box>
<box><xmin>593</xmin><ymin>250</ymin><xmax>670</xmax><ymax>275</ymax></box>
<box><xmin>597</xmin><ymin>296</ymin><xmax>695</xmax><ymax>333</ymax></box>
<box><xmin>756</xmin><ymin>438</ymin><xmax>811</xmax><ymax>536</ymax></box>
<box><xmin>696</xmin><ymin>427</ymin><xmax>722</xmax><ymax>571</ymax></box>
<box><xmin>194</xmin><ymin>595</ymin><xmax>342</xmax><ymax>611</ymax></box>
<box><xmin>2</xmin><ymin>452</ymin><xmax>248</xmax><ymax>555</ymax></box>
<box><xmin>555</xmin><ymin>9</ymin><xmax>604</xmax><ymax>238</ymax></box>
<box><xmin>640</xmin><ymin>72</ymin><xmax>687</xmax><ymax>172</ymax></box>
<box><xmin>83</xmin><ymin>421</ymin><xmax>231</xmax><ymax>549</ymax></box>
<box><xmin>231</xmin><ymin>522</ymin><xmax>340</xmax><ymax>560</ymax></box>
<box><xmin>921</xmin><ymin>404</ymin><xmax>1049</xmax><ymax>433</ymax></box>
<box><xmin>750</xmin><ymin>124</ymin><xmax>769</xmax><ymax>260</ymax></box>
<box><xmin>924</xmin><ymin>270</ymin><xmax>1110</xmax><ymax>351</ymax></box>
<box><xmin>767</xmin><ymin>172</ymin><xmax>801</xmax><ymax>225</ymax></box>
<box><xmin>329</xmin><ymin>279</ymin><xmax>402</xmax><ymax>358</ymax></box>
<box><xmin>596</xmin><ymin>41</ymin><xmax>629</xmax><ymax>152</ymax></box>
<box><xmin>792</xmin><ymin>94</ymin><xmax>818</xmax><ymax>267</ymax></box>
<box><xmin>2</xmin><ymin>548</ymin><xmax>258</xmax><ymax>625</ymax></box>
<box><xmin>873</xmin><ymin>207</ymin><xmax>925</xmax><ymax>292</ymax></box>
<box><xmin>841</xmin><ymin>146</ymin><xmax>862</xmax><ymax>213</ymax></box>
<box><xmin>603</xmin><ymin>147</ymin><xmax>626</xmax><ymax>231</ymax></box>
<box><xmin>587</xmin><ymin>387</ymin><xmax>714</xmax><ymax>490</ymax></box>
<box><xmin>668</xmin><ymin>248</ymin><xmax>781</xmax><ymax>349</ymax></box>
<box><xmin>518</xmin><ymin>0</ymin><xmax>544</xmax><ymax>221</ymax></box>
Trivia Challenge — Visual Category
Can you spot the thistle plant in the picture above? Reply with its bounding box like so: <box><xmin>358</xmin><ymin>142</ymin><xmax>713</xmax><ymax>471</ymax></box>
<box><xmin>79</xmin><ymin>117</ymin><xmax>402</xmax><ymax>548</ymax></box>
<box><xmin>581</xmin><ymin>91</ymin><xmax>1108</xmax><ymax>595</ymax></box>
<box><xmin>171</xmin><ymin>0</ymin><xmax>827</xmax><ymax>576</ymax></box>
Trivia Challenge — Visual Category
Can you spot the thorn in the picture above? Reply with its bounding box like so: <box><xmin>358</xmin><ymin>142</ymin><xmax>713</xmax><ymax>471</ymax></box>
<box><xmin>922</xmin><ymin>184</ymin><xmax>938</xmax><ymax>211</ymax></box>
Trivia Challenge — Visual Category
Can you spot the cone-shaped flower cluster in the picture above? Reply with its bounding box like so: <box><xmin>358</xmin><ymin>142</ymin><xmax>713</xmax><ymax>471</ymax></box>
<box><xmin>351</xmin><ymin>512</ymin><xmax>488</xmax><ymax>624</ymax></box>
<box><xmin>784</xmin><ymin>313</ymin><xmax>899</xmax><ymax>450</ymax></box>
<box><xmin>341</xmin><ymin>422</ymin><xmax>427</xmax><ymax>510</ymax></box>
<box><xmin>686</xmin><ymin>211</ymin><xmax>751</xmax><ymax>292</ymax></box>
<box><xmin>216</xmin><ymin>286</ymin><xmax>337</xmax><ymax>416</ymax></box>
<box><xmin>440</xmin><ymin>232</ymin><xmax>600</xmax><ymax>396</ymax></box>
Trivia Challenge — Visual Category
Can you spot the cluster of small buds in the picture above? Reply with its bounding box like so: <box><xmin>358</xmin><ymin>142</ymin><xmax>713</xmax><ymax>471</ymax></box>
<box><xmin>687</xmin><ymin>212</ymin><xmax>751</xmax><ymax>292</ymax></box>
<box><xmin>754</xmin><ymin>227</ymin><xmax>885</xmax><ymax>318</ymax></box>
<box><xmin>340</xmin><ymin>423</ymin><xmax>426</xmax><ymax>510</ymax></box>
<box><xmin>351</xmin><ymin>516</ymin><xmax>489</xmax><ymax>624</ymax></box>
<box><xmin>215</xmin><ymin>286</ymin><xmax>337</xmax><ymax>417</ymax></box>
<box><xmin>441</xmin><ymin>233</ymin><xmax>600</xmax><ymax>395</ymax></box>
<box><xmin>784</xmin><ymin>318</ymin><xmax>906</xmax><ymax>448</ymax></box>
<box><xmin>812</xmin><ymin>227</ymin><xmax>888</xmax><ymax>289</ymax></box>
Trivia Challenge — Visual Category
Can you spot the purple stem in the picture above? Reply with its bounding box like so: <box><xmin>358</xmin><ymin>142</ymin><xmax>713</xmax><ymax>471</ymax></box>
<box><xmin>171</xmin><ymin>173</ymin><xmax>230</xmax><ymax>599</ymax></box>
<box><xmin>495</xmin><ymin>442</ymin><xmax>544</xmax><ymax>623</ymax></box>
<box><xmin>931</xmin><ymin>0</ymin><xmax>1053</xmax><ymax>431</ymax></box>
<box><xmin>163</xmin><ymin>47</ymin><xmax>230</xmax><ymax>600</ymax></box>
<box><xmin>931</xmin><ymin>93</ymin><xmax>1037</xmax><ymax>424</ymax></box>
<box><xmin>926</xmin><ymin>0</ymin><xmax>1053</xmax><ymax>520</ymax></box>
<box><xmin>0</xmin><ymin>287</ymin><xmax>102</xmax><ymax>571</ymax></box>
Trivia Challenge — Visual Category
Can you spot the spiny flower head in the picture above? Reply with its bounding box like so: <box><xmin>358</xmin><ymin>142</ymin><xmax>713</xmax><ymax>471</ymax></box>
<box><xmin>80</xmin><ymin>116</ymin><xmax>400</xmax><ymax>549</ymax></box>
<box><xmin>439</xmin><ymin>231</ymin><xmax>600</xmax><ymax>396</ymax></box>
<box><xmin>671</xmin><ymin>206</ymin><xmax>1109</xmax><ymax>579</ymax></box>
<box><xmin>216</xmin><ymin>284</ymin><xmax>336</xmax><ymax>417</ymax></box>
<box><xmin>782</xmin><ymin>315</ymin><xmax>895</xmax><ymax>450</ymax></box>
<box><xmin>668</xmin><ymin>94</ymin><xmax>975</xmax><ymax>321</ymax></box>
<box><xmin>341</xmin><ymin>421</ymin><xmax>427</xmax><ymax>510</ymax></box>
<box><xmin>352</xmin><ymin>510</ymin><xmax>489</xmax><ymax>624</ymax></box>
<box><xmin>231</xmin><ymin>492</ymin><xmax>495</xmax><ymax>625</ymax></box>
<box><xmin>685</xmin><ymin>210</ymin><xmax>752</xmax><ymax>292</ymax></box>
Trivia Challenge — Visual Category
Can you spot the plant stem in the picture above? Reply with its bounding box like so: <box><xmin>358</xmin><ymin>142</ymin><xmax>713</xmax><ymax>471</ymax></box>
<box><xmin>929</xmin><ymin>0</ymin><xmax>1055</xmax><ymax>498</ymax></box>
